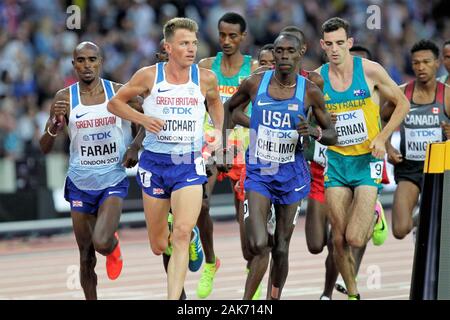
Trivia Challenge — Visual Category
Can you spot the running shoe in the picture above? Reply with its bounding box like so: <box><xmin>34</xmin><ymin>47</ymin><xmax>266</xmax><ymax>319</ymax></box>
<box><xmin>372</xmin><ymin>199</ymin><xmax>388</xmax><ymax>246</ymax></box>
<box><xmin>197</xmin><ymin>257</ymin><xmax>221</xmax><ymax>298</ymax></box>
<box><xmin>106</xmin><ymin>232</ymin><xmax>123</xmax><ymax>280</ymax></box>
<box><xmin>348</xmin><ymin>293</ymin><xmax>361</xmax><ymax>300</ymax></box>
<box><xmin>189</xmin><ymin>226</ymin><xmax>204</xmax><ymax>272</ymax></box>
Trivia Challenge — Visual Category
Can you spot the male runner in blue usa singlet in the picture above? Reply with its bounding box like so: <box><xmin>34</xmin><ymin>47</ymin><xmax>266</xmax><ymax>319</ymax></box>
<box><xmin>225</xmin><ymin>33</ymin><xmax>337</xmax><ymax>300</ymax></box>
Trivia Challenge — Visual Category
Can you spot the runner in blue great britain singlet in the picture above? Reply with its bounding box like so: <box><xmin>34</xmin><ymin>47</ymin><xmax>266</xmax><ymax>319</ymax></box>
<box><xmin>136</xmin><ymin>62</ymin><xmax>208</xmax><ymax>198</ymax></box>
<box><xmin>245</xmin><ymin>70</ymin><xmax>311</xmax><ymax>204</ymax></box>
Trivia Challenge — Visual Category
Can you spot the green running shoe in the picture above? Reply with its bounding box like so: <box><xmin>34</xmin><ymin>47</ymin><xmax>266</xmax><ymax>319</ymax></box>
<box><xmin>372</xmin><ymin>200</ymin><xmax>388</xmax><ymax>246</ymax></box>
<box><xmin>348</xmin><ymin>293</ymin><xmax>361</xmax><ymax>300</ymax></box>
<box><xmin>197</xmin><ymin>257</ymin><xmax>221</xmax><ymax>298</ymax></box>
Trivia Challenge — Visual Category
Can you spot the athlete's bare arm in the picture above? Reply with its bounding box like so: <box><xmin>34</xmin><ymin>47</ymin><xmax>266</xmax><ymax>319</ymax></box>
<box><xmin>307</xmin><ymin>71</ymin><xmax>324</xmax><ymax>92</ymax></box>
<box><xmin>39</xmin><ymin>88</ymin><xmax>70</xmax><ymax>154</ymax></box>
<box><xmin>299</xmin><ymin>80</ymin><xmax>337</xmax><ymax>146</ymax></box>
<box><xmin>381</xmin><ymin>84</ymin><xmax>406</xmax><ymax>165</ymax></box>
<box><xmin>198</xmin><ymin>57</ymin><xmax>214</xmax><ymax>70</ymax></box>
<box><xmin>364</xmin><ymin>60</ymin><xmax>410</xmax><ymax>159</ymax></box>
<box><xmin>201</xmin><ymin>68</ymin><xmax>224</xmax><ymax>150</ymax></box>
<box><xmin>226</xmin><ymin>74</ymin><xmax>262</xmax><ymax>126</ymax></box>
<box><xmin>108</xmin><ymin>67</ymin><xmax>165</xmax><ymax>134</ymax></box>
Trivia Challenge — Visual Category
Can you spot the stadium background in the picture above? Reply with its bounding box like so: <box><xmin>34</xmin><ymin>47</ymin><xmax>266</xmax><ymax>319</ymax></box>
<box><xmin>0</xmin><ymin>0</ymin><xmax>449</xmax><ymax>224</ymax></box>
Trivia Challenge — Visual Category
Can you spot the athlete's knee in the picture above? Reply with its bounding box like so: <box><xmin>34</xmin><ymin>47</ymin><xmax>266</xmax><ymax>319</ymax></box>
<box><xmin>172</xmin><ymin>224</ymin><xmax>193</xmax><ymax>247</ymax></box>
<box><xmin>272</xmin><ymin>243</ymin><xmax>289</xmax><ymax>262</ymax></box>
<box><xmin>79</xmin><ymin>251</ymin><xmax>96</xmax><ymax>272</ymax></box>
<box><xmin>247</xmin><ymin>237</ymin><xmax>268</xmax><ymax>256</ymax></box>
<box><xmin>306</xmin><ymin>237</ymin><xmax>325</xmax><ymax>254</ymax></box>
<box><xmin>331</xmin><ymin>233</ymin><xmax>345</xmax><ymax>252</ymax></box>
<box><xmin>92</xmin><ymin>233</ymin><xmax>114</xmax><ymax>255</ymax></box>
<box><xmin>149</xmin><ymin>239</ymin><xmax>167</xmax><ymax>256</ymax></box>
<box><xmin>393</xmin><ymin>223</ymin><xmax>411</xmax><ymax>240</ymax></box>
<box><xmin>345</xmin><ymin>233</ymin><xmax>366</xmax><ymax>248</ymax></box>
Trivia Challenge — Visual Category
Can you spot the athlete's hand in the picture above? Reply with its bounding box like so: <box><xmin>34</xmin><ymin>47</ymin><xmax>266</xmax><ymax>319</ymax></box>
<box><xmin>386</xmin><ymin>145</ymin><xmax>403</xmax><ymax>165</ymax></box>
<box><xmin>441</xmin><ymin>121</ymin><xmax>450</xmax><ymax>139</ymax></box>
<box><xmin>369</xmin><ymin>135</ymin><xmax>386</xmax><ymax>159</ymax></box>
<box><xmin>51</xmin><ymin>100</ymin><xmax>69</xmax><ymax>132</ymax></box>
<box><xmin>122</xmin><ymin>144</ymin><xmax>139</xmax><ymax>168</ymax></box>
<box><xmin>297</xmin><ymin>115</ymin><xmax>318</xmax><ymax>138</ymax></box>
<box><xmin>141</xmin><ymin>116</ymin><xmax>165</xmax><ymax>133</ymax></box>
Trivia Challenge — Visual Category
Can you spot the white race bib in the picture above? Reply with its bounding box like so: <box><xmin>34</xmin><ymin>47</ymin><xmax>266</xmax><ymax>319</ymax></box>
<box><xmin>78</xmin><ymin>130</ymin><xmax>120</xmax><ymax>166</ymax></box>
<box><xmin>156</xmin><ymin>107</ymin><xmax>197</xmax><ymax>144</ymax></box>
<box><xmin>335</xmin><ymin>109</ymin><xmax>368</xmax><ymax>146</ymax></box>
<box><xmin>313</xmin><ymin>141</ymin><xmax>328</xmax><ymax>167</ymax></box>
<box><xmin>405</xmin><ymin>127</ymin><xmax>442</xmax><ymax>161</ymax></box>
<box><xmin>138</xmin><ymin>167</ymin><xmax>152</xmax><ymax>188</ymax></box>
<box><xmin>370</xmin><ymin>161</ymin><xmax>383</xmax><ymax>179</ymax></box>
<box><xmin>255</xmin><ymin>125</ymin><xmax>299</xmax><ymax>164</ymax></box>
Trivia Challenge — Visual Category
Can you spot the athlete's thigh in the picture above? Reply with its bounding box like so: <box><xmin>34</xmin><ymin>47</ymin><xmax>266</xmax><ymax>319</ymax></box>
<box><xmin>346</xmin><ymin>185</ymin><xmax>378</xmax><ymax>241</ymax></box>
<box><xmin>245</xmin><ymin>190</ymin><xmax>271</xmax><ymax>243</ymax></box>
<box><xmin>142</xmin><ymin>191</ymin><xmax>171</xmax><ymax>240</ymax></box>
<box><xmin>305</xmin><ymin>198</ymin><xmax>329</xmax><ymax>245</ymax></box>
<box><xmin>274</xmin><ymin>201</ymin><xmax>301</xmax><ymax>243</ymax></box>
<box><xmin>71</xmin><ymin>211</ymin><xmax>97</xmax><ymax>249</ymax></box>
<box><xmin>95</xmin><ymin>196</ymin><xmax>123</xmax><ymax>238</ymax></box>
<box><xmin>171</xmin><ymin>184</ymin><xmax>203</xmax><ymax>230</ymax></box>
<box><xmin>392</xmin><ymin>180</ymin><xmax>420</xmax><ymax>224</ymax></box>
<box><xmin>325</xmin><ymin>187</ymin><xmax>353</xmax><ymax>233</ymax></box>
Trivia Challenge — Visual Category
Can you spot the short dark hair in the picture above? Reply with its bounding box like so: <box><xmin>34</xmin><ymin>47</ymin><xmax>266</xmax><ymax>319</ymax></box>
<box><xmin>218</xmin><ymin>12</ymin><xmax>246</xmax><ymax>33</ymax></box>
<box><xmin>280</xmin><ymin>26</ymin><xmax>306</xmax><ymax>46</ymax></box>
<box><xmin>321</xmin><ymin>17</ymin><xmax>350</xmax><ymax>37</ymax></box>
<box><xmin>350</xmin><ymin>45</ymin><xmax>372</xmax><ymax>60</ymax></box>
<box><xmin>411</xmin><ymin>39</ymin><xmax>439</xmax><ymax>59</ymax></box>
<box><xmin>258</xmin><ymin>44</ymin><xmax>274</xmax><ymax>60</ymax></box>
<box><xmin>444</xmin><ymin>40</ymin><xmax>450</xmax><ymax>47</ymax></box>
<box><xmin>274</xmin><ymin>34</ymin><xmax>301</xmax><ymax>50</ymax></box>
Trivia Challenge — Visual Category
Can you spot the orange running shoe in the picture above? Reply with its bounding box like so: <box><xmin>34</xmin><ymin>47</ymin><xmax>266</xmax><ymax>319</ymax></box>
<box><xmin>106</xmin><ymin>232</ymin><xmax>123</xmax><ymax>280</ymax></box>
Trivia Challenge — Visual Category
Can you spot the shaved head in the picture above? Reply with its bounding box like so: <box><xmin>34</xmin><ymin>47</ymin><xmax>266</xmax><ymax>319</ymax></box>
<box><xmin>73</xmin><ymin>41</ymin><xmax>102</xmax><ymax>59</ymax></box>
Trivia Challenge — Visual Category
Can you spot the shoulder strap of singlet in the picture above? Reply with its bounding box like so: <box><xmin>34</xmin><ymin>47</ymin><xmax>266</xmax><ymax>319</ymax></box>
<box><xmin>436</xmin><ymin>81</ymin><xmax>445</xmax><ymax>105</ymax></box>
<box><xmin>102</xmin><ymin>79</ymin><xmax>115</xmax><ymax>100</ymax></box>
<box><xmin>320</xmin><ymin>63</ymin><xmax>330</xmax><ymax>84</ymax></box>
<box><xmin>294</xmin><ymin>75</ymin><xmax>306</xmax><ymax>103</ymax></box>
<box><xmin>70</xmin><ymin>83</ymin><xmax>79</xmax><ymax>109</ymax></box>
<box><xmin>190</xmin><ymin>64</ymin><xmax>199</xmax><ymax>86</ymax></box>
<box><xmin>211</xmin><ymin>52</ymin><xmax>223</xmax><ymax>73</ymax></box>
<box><xmin>404</xmin><ymin>81</ymin><xmax>415</xmax><ymax>102</ymax></box>
<box><xmin>257</xmin><ymin>70</ymin><xmax>273</xmax><ymax>96</ymax></box>
<box><xmin>156</xmin><ymin>62</ymin><xmax>165</xmax><ymax>84</ymax></box>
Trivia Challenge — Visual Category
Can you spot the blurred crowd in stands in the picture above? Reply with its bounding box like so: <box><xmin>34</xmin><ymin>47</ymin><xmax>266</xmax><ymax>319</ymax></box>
<box><xmin>0</xmin><ymin>0</ymin><xmax>449</xmax><ymax>189</ymax></box>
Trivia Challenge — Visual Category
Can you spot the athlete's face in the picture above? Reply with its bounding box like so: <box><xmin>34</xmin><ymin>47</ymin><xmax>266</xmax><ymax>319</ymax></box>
<box><xmin>320</xmin><ymin>28</ymin><xmax>353</xmax><ymax>65</ymax></box>
<box><xmin>258</xmin><ymin>50</ymin><xmax>275</xmax><ymax>68</ymax></box>
<box><xmin>165</xmin><ymin>28</ymin><xmax>198</xmax><ymax>67</ymax></box>
<box><xmin>72</xmin><ymin>47</ymin><xmax>102</xmax><ymax>84</ymax></box>
<box><xmin>443</xmin><ymin>44</ymin><xmax>450</xmax><ymax>73</ymax></box>
<box><xmin>411</xmin><ymin>50</ymin><xmax>439</xmax><ymax>83</ymax></box>
<box><xmin>218</xmin><ymin>21</ymin><xmax>245</xmax><ymax>56</ymax></box>
<box><xmin>274</xmin><ymin>37</ymin><xmax>301</xmax><ymax>75</ymax></box>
